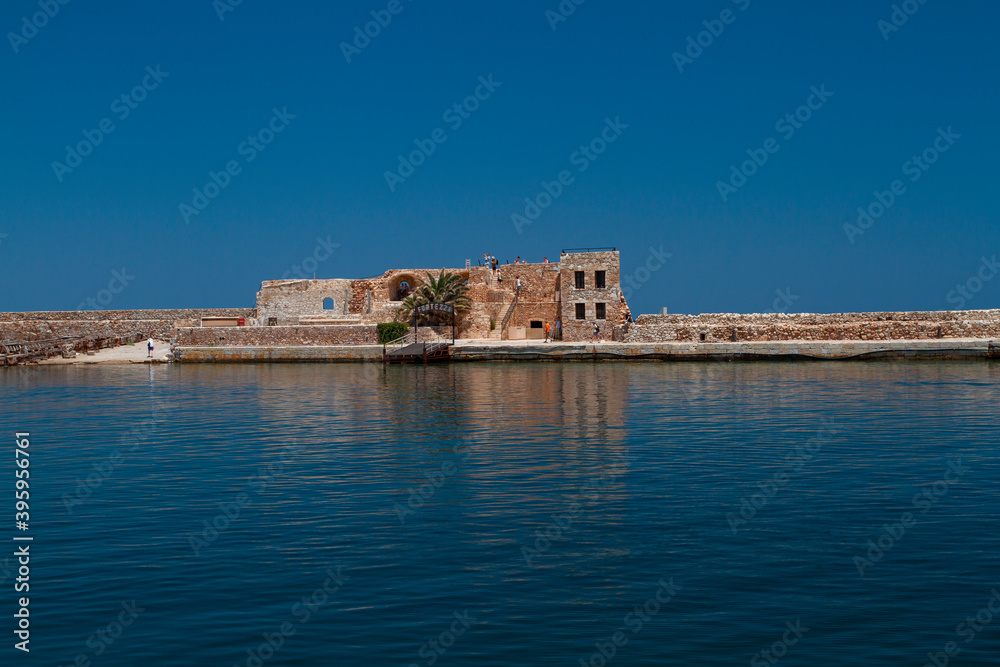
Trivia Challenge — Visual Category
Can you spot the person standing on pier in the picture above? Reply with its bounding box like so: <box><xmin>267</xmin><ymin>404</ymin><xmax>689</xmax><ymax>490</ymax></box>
<box><xmin>147</xmin><ymin>336</ymin><xmax>154</xmax><ymax>358</ymax></box>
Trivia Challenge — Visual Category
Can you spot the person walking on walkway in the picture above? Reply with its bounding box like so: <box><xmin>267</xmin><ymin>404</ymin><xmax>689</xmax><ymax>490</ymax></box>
<box><xmin>544</xmin><ymin>322</ymin><xmax>551</xmax><ymax>342</ymax></box>
<box><xmin>147</xmin><ymin>336</ymin><xmax>154</xmax><ymax>358</ymax></box>
<box><xmin>515</xmin><ymin>277</ymin><xmax>522</xmax><ymax>294</ymax></box>
<box><xmin>591</xmin><ymin>322</ymin><xmax>600</xmax><ymax>343</ymax></box>
<box><xmin>555</xmin><ymin>319</ymin><xmax>561</xmax><ymax>340</ymax></box>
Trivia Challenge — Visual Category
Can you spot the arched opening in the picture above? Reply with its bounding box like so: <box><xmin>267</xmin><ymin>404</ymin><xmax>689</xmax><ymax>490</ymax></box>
<box><xmin>391</xmin><ymin>274</ymin><xmax>421</xmax><ymax>301</ymax></box>
<box><xmin>323</xmin><ymin>297</ymin><xmax>335</xmax><ymax>310</ymax></box>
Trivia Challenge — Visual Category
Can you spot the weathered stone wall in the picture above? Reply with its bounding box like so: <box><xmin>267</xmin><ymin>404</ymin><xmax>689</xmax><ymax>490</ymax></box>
<box><xmin>497</xmin><ymin>263</ymin><xmax>560</xmax><ymax>300</ymax></box>
<box><xmin>250</xmin><ymin>255</ymin><xmax>624</xmax><ymax>342</ymax></box>
<box><xmin>255</xmin><ymin>280</ymin><xmax>353</xmax><ymax>324</ymax></box>
<box><xmin>411</xmin><ymin>325</ymin><xmax>459</xmax><ymax>342</ymax></box>
<box><xmin>624</xmin><ymin>310</ymin><xmax>1000</xmax><ymax>343</ymax></box>
<box><xmin>175</xmin><ymin>325</ymin><xmax>377</xmax><ymax>347</ymax></box>
<box><xmin>509</xmin><ymin>303</ymin><xmax>561</xmax><ymax>331</ymax></box>
<box><xmin>0</xmin><ymin>309</ymin><xmax>255</xmax><ymax>342</ymax></box>
<box><xmin>559</xmin><ymin>250</ymin><xmax>625</xmax><ymax>341</ymax></box>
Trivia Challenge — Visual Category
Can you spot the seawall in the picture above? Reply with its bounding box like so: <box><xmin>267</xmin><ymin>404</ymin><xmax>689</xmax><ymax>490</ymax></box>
<box><xmin>621</xmin><ymin>309</ymin><xmax>1000</xmax><ymax>343</ymax></box>
<box><xmin>172</xmin><ymin>339</ymin><xmax>1000</xmax><ymax>363</ymax></box>
<box><xmin>1</xmin><ymin>308</ymin><xmax>255</xmax><ymax>342</ymax></box>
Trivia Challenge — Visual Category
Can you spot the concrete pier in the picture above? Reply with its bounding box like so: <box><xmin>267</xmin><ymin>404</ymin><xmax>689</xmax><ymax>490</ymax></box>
<box><xmin>172</xmin><ymin>338</ymin><xmax>1000</xmax><ymax>363</ymax></box>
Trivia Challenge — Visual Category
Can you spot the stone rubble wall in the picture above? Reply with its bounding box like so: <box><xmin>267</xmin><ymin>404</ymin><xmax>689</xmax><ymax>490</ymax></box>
<box><xmin>624</xmin><ymin>310</ymin><xmax>1000</xmax><ymax>343</ymax></box>
<box><xmin>175</xmin><ymin>325</ymin><xmax>377</xmax><ymax>347</ymax></box>
<box><xmin>0</xmin><ymin>309</ymin><xmax>255</xmax><ymax>342</ymax></box>
<box><xmin>496</xmin><ymin>263</ymin><xmax>560</xmax><ymax>300</ymax></box>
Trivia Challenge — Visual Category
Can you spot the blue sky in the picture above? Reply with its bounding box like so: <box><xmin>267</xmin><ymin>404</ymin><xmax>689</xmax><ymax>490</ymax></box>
<box><xmin>1</xmin><ymin>0</ymin><xmax>998</xmax><ymax>316</ymax></box>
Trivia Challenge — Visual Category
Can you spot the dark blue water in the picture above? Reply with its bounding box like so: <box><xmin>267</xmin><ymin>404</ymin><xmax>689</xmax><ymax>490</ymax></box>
<box><xmin>2</xmin><ymin>361</ymin><xmax>999</xmax><ymax>666</ymax></box>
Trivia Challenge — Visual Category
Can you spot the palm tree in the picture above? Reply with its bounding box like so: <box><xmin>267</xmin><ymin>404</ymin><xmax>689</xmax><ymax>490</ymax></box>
<box><xmin>398</xmin><ymin>270</ymin><xmax>471</xmax><ymax>324</ymax></box>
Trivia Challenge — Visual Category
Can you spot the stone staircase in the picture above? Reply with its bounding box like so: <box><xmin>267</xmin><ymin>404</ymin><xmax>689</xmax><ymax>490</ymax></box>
<box><xmin>496</xmin><ymin>292</ymin><xmax>519</xmax><ymax>340</ymax></box>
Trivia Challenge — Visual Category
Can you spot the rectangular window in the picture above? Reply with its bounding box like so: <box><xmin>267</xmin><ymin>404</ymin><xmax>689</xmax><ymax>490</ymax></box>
<box><xmin>574</xmin><ymin>271</ymin><xmax>585</xmax><ymax>289</ymax></box>
<box><xmin>575</xmin><ymin>303</ymin><xmax>586</xmax><ymax>320</ymax></box>
<box><xmin>595</xmin><ymin>303</ymin><xmax>606</xmax><ymax>319</ymax></box>
<box><xmin>595</xmin><ymin>271</ymin><xmax>606</xmax><ymax>288</ymax></box>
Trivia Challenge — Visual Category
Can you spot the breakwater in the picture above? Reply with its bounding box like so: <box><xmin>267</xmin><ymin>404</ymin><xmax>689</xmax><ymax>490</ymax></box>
<box><xmin>171</xmin><ymin>339</ymin><xmax>1000</xmax><ymax>363</ymax></box>
<box><xmin>621</xmin><ymin>309</ymin><xmax>1000</xmax><ymax>343</ymax></box>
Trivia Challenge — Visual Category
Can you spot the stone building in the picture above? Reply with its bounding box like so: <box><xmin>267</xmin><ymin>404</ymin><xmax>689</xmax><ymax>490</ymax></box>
<box><xmin>252</xmin><ymin>249</ymin><xmax>628</xmax><ymax>342</ymax></box>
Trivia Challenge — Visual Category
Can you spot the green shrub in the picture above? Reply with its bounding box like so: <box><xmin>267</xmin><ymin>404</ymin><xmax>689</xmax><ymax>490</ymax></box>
<box><xmin>489</xmin><ymin>317</ymin><xmax>496</xmax><ymax>330</ymax></box>
<box><xmin>377</xmin><ymin>322</ymin><xmax>409</xmax><ymax>344</ymax></box>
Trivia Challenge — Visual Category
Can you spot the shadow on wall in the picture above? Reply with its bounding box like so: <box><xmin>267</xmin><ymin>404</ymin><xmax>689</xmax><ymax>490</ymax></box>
<box><xmin>391</xmin><ymin>273</ymin><xmax>422</xmax><ymax>301</ymax></box>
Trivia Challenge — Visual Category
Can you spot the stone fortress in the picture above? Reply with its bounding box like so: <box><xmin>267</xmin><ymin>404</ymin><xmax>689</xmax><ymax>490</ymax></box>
<box><xmin>232</xmin><ymin>248</ymin><xmax>626</xmax><ymax>344</ymax></box>
<box><xmin>2</xmin><ymin>247</ymin><xmax>999</xmax><ymax>364</ymax></box>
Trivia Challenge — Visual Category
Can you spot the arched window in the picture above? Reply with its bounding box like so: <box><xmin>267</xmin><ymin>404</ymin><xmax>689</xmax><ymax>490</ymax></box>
<box><xmin>323</xmin><ymin>297</ymin><xmax>334</xmax><ymax>310</ymax></box>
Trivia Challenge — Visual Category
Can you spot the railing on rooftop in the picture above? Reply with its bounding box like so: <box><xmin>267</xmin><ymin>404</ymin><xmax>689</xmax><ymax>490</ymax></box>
<box><xmin>561</xmin><ymin>247</ymin><xmax>616</xmax><ymax>253</ymax></box>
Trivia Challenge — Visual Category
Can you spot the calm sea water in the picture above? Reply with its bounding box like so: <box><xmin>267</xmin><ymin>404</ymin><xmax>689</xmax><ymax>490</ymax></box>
<box><xmin>2</xmin><ymin>361</ymin><xmax>999</xmax><ymax>666</ymax></box>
